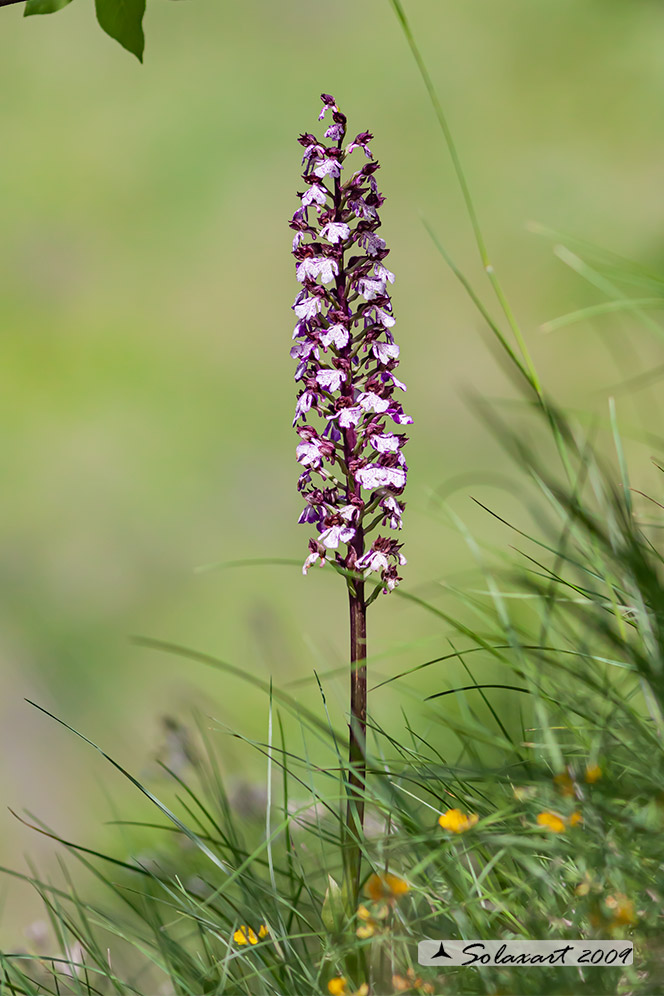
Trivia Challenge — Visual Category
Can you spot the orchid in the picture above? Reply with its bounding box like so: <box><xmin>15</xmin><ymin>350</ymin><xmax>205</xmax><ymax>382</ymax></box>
<box><xmin>290</xmin><ymin>94</ymin><xmax>410</xmax><ymax>598</ymax></box>
<box><xmin>289</xmin><ymin>94</ymin><xmax>411</xmax><ymax>907</ymax></box>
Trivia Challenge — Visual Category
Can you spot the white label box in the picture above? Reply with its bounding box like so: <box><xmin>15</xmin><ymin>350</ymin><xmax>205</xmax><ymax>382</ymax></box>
<box><xmin>418</xmin><ymin>940</ymin><xmax>633</xmax><ymax>968</ymax></box>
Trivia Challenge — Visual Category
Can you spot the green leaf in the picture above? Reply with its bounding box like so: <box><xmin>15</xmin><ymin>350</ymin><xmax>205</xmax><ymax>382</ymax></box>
<box><xmin>94</xmin><ymin>0</ymin><xmax>146</xmax><ymax>62</ymax></box>
<box><xmin>24</xmin><ymin>0</ymin><xmax>74</xmax><ymax>16</ymax></box>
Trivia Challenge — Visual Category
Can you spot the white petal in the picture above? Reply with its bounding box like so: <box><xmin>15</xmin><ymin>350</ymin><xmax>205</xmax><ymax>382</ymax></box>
<box><xmin>320</xmin><ymin>222</ymin><xmax>350</xmax><ymax>244</ymax></box>
<box><xmin>316</xmin><ymin>368</ymin><xmax>344</xmax><ymax>391</ymax></box>
<box><xmin>370</xmin><ymin>433</ymin><xmax>400</xmax><ymax>453</ymax></box>
<box><xmin>358</xmin><ymin>392</ymin><xmax>389</xmax><ymax>413</ymax></box>
<box><xmin>320</xmin><ymin>324</ymin><xmax>349</xmax><ymax>349</ymax></box>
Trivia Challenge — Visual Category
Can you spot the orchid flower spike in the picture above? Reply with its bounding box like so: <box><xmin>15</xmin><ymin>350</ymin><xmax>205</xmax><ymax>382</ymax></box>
<box><xmin>290</xmin><ymin>94</ymin><xmax>410</xmax><ymax>595</ymax></box>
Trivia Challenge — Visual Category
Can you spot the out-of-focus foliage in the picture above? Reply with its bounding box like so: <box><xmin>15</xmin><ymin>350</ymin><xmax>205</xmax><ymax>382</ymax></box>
<box><xmin>22</xmin><ymin>0</ymin><xmax>165</xmax><ymax>60</ymax></box>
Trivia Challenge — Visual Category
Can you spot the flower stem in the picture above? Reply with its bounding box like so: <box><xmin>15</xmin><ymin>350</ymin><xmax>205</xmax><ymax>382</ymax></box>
<box><xmin>344</xmin><ymin>546</ymin><xmax>367</xmax><ymax>909</ymax></box>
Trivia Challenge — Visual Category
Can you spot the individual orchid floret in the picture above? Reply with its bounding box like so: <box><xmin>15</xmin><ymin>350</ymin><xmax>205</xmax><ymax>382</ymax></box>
<box><xmin>290</xmin><ymin>94</ymin><xmax>410</xmax><ymax>595</ymax></box>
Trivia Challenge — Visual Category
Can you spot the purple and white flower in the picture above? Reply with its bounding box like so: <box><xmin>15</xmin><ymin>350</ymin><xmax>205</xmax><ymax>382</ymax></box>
<box><xmin>320</xmin><ymin>221</ymin><xmax>350</xmax><ymax>244</ymax></box>
<box><xmin>319</xmin><ymin>324</ymin><xmax>349</xmax><ymax>349</ymax></box>
<box><xmin>293</xmin><ymin>294</ymin><xmax>322</xmax><ymax>321</ymax></box>
<box><xmin>296</xmin><ymin>257</ymin><xmax>339</xmax><ymax>284</ymax></box>
<box><xmin>316</xmin><ymin>368</ymin><xmax>344</xmax><ymax>392</ymax></box>
<box><xmin>320</xmin><ymin>523</ymin><xmax>356</xmax><ymax>549</ymax></box>
<box><xmin>356</xmin><ymin>465</ymin><xmax>407</xmax><ymax>491</ymax></box>
<box><xmin>357</xmin><ymin>391</ymin><xmax>390</xmax><ymax>414</ymax></box>
<box><xmin>290</xmin><ymin>95</ymin><xmax>411</xmax><ymax>593</ymax></box>
<box><xmin>302</xmin><ymin>184</ymin><xmax>327</xmax><ymax>208</ymax></box>
<box><xmin>372</xmin><ymin>341</ymin><xmax>400</xmax><ymax>364</ymax></box>
<box><xmin>370</xmin><ymin>433</ymin><xmax>401</xmax><ymax>453</ymax></box>
<box><xmin>336</xmin><ymin>406</ymin><xmax>363</xmax><ymax>428</ymax></box>
<box><xmin>313</xmin><ymin>158</ymin><xmax>342</xmax><ymax>180</ymax></box>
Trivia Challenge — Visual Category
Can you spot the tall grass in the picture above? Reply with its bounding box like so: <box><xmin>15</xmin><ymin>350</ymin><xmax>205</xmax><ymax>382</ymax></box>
<box><xmin>2</xmin><ymin>3</ymin><xmax>663</xmax><ymax>995</ymax></box>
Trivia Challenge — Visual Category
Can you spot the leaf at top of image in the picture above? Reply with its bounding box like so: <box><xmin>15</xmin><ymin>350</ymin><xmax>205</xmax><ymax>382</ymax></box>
<box><xmin>95</xmin><ymin>0</ymin><xmax>146</xmax><ymax>61</ymax></box>
<box><xmin>24</xmin><ymin>0</ymin><xmax>75</xmax><ymax>15</ymax></box>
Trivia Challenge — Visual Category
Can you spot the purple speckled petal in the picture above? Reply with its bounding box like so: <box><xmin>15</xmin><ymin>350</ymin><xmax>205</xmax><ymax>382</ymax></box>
<box><xmin>320</xmin><ymin>221</ymin><xmax>350</xmax><ymax>244</ymax></box>
<box><xmin>319</xmin><ymin>524</ymin><xmax>356</xmax><ymax>549</ymax></box>
<box><xmin>336</xmin><ymin>406</ymin><xmax>363</xmax><ymax>428</ymax></box>
<box><xmin>302</xmin><ymin>184</ymin><xmax>327</xmax><ymax>207</ymax></box>
<box><xmin>372</xmin><ymin>341</ymin><xmax>400</xmax><ymax>364</ymax></box>
<box><xmin>293</xmin><ymin>295</ymin><xmax>322</xmax><ymax>320</ymax></box>
<box><xmin>357</xmin><ymin>276</ymin><xmax>386</xmax><ymax>301</ymax></box>
<box><xmin>293</xmin><ymin>396</ymin><xmax>313</xmax><ymax>427</ymax></box>
<box><xmin>319</xmin><ymin>324</ymin><xmax>349</xmax><ymax>349</ymax></box>
<box><xmin>316</xmin><ymin>368</ymin><xmax>344</xmax><ymax>392</ymax></box>
<box><xmin>313</xmin><ymin>159</ymin><xmax>342</xmax><ymax>180</ymax></box>
<box><xmin>357</xmin><ymin>231</ymin><xmax>386</xmax><ymax>256</ymax></box>
<box><xmin>358</xmin><ymin>392</ymin><xmax>390</xmax><ymax>414</ymax></box>
<box><xmin>356</xmin><ymin>465</ymin><xmax>407</xmax><ymax>490</ymax></box>
<box><xmin>297</xmin><ymin>440</ymin><xmax>323</xmax><ymax>468</ymax></box>
<box><xmin>325</xmin><ymin>123</ymin><xmax>345</xmax><ymax>141</ymax></box>
<box><xmin>370</xmin><ymin>433</ymin><xmax>400</xmax><ymax>453</ymax></box>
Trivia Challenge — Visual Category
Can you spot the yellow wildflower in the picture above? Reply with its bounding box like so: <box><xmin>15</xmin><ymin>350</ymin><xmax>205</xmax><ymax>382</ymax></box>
<box><xmin>327</xmin><ymin>978</ymin><xmax>347</xmax><ymax>996</ymax></box>
<box><xmin>233</xmin><ymin>925</ymin><xmax>258</xmax><ymax>946</ymax></box>
<box><xmin>569</xmin><ymin>810</ymin><xmax>583</xmax><ymax>827</ymax></box>
<box><xmin>606</xmin><ymin>894</ymin><xmax>637</xmax><ymax>926</ymax></box>
<box><xmin>392</xmin><ymin>969</ymin><xmax>433</xmax><ymax>993</ymax></box>
<box><xmin>365</xmin><ymin>872</ymin><xmax>410</xmax><ymax>902</ymax></box>
<box><xmin>585</xmin><ymin>763</ymin><xmax>602</xmax><ymax>784</ymax></box>
<box><xmin>438</xmin><ymin>808</ymin><xmax>479</xmax><ymax>834</ymax></box>
<box><xmin>575</xmin><ymin>873</ymin><xmax>591</xmax><ymax>897</ymax></box>
<box><xmin>553</xmin><ymin>771</ymin><xmax>575</xmax><ymax>798</ymax></box>
<box><xmin>326</xmin><ymin>975</ymin><xmax>369</xmax><ymax>996</ymax></box>
<box><xmin>356</xmin><ymin>901</ymin><xmax>383</xmax><ymax>938</ymax></box>
<box><xmin>536</xmin><ymin>811</ymin><xmax>566</xmax><ymax>833</ymax></box>
<box><xmin>232</xmin><ymin>923</ymin><xmax>268</xmax><ymax>946</ymax></box>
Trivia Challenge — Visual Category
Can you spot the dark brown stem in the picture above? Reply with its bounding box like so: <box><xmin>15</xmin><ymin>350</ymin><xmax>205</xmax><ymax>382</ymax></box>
<box><xmin>345</xmin><ymin>570</ymin><xmax>367</xmax><ymax>899</ymax></box>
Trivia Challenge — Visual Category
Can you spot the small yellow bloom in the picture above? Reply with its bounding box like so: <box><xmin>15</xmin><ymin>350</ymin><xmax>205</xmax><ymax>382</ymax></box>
<box><xmin>607</xmin><ymin>894</ymin><xmax>637</xmax><ymax>926</ymax></box>
<box><xmin>536</xmin><ymin>811</ymin><xmax>566</xmax><ymax>833</ymax></box>
<box><xmin>553</xmin><ymin>771</ymin><xmax>575</xmax><ymax>798</ymax></box>
<box><xmin>585</xmin><ymin>763</ymin><xmax>602</xmax><ymax>784</ymax></box>
<box><xmin>327</xmin><ymin>978</ymin><xmax>347</xmax><ymax>996</ymax></box>
<box><xmin>575</xmin><ymin>877</ymin><xmax>590</xmax><ymax>897</ymax></box>
<box><xmin>233</xmin><ymin>925</ymin><xmax>258</xmax><ymax>946</ymax></box>
<box><xmin>438</xmin><ymin>808</ymin><xmax>479</xmax><ymax>834</ymax></box>
<box><xmin>258</xmin><ymin>924</ymin><xmax>269</xmax><ymax>938</ymax></box>
<box><xmin>328</xmin><ymin>978</ymin><xmax>367</xmax><ymax>996</ymax></box>
<box><xmin>356</xmin><ymin>901</ymin><xmax>382</xmax><ymax>938</ymax></box>
<box><xmin>392</xmin><ymin>968</ymin><xmax>433</xmax><ymax>993</ymax></box>
<box><xmin>365</xmin><ymin>872</ymin><xmax>410</xmax><ymax>901</ymax></box>
<box><xmin>569</xmin><ymin>810</ymin><xmax>583</xmax><ymax>827</ymax></box>
<box><xmin>392</xmin><ymin>969</ymin><xmax>418</xmax><ymax>991</ymax></box>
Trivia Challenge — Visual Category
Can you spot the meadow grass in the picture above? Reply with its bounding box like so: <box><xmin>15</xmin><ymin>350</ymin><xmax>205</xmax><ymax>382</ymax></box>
<box><xmin>2</xmin><ymin>4</ymin><xmax>662</xmax><ymax>995</ymax></box>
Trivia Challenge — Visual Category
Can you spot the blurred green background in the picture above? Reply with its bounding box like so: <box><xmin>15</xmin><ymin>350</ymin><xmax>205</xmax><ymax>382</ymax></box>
<box><xmin>1</xmin><ymin>0</ymin><xmax>663</xmax><ymax>939</ymax></box>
